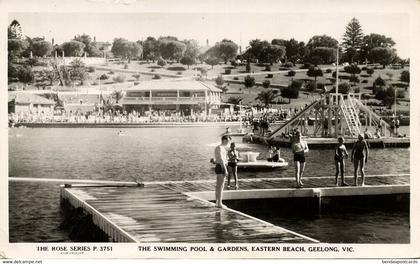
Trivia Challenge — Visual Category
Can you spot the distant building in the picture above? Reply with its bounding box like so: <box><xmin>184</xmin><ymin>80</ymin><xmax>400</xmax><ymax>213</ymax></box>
<box><xmin>8</xmin><ymin>93</ymin><xmax>56</xmax><ymax>114</ymax></box>
<box><xmin>120</xmin><ymin>80</ymin><xmax>222</xmax><ymax>116</ymax></box>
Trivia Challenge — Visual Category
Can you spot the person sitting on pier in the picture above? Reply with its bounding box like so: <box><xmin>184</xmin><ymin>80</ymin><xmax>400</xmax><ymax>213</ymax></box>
<box><xmin>291</xmin><ymin>131</ymin><xmax>309</xmax><ymax>188</ymax></box>
<box><xmin>272</xmin><ymin>146</ymin><xmax>284</xmax><ymax>162</ymax></box>
<box><xmin>364</xmin><ymin>128</ymin><xmax>372</xmax><ymax>139</ymax></box>
<box><xmin>267</xmin><ymin>146</ymin><xmax>283</xmax><ymax>162</ymax></box>
<box><xmin>375</xmin><ymin>124</ymin><xmax>382</xmax><ymax>138</ymax></box>
<box><xmin>351</xmin><ymin>134</ymin><xmax>369</xmax><ymax>186</ymax></box>
<box><xmin>334</xmin><ymin>137</ymin><xmax>349</xmax><ymax>187</ymax></box>
<box><xmin>227</xmin><ymin>142</ymin><xmax>240</xmax><ymax>190</ymax></box>
<box><xmin>214</xmin><ymin>135</ymin><xmax>230</xmax><ymax>208</ymax></box>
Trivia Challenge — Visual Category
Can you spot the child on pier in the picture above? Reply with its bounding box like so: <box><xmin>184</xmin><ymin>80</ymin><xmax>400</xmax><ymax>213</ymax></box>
<box><xmin>334</xmin><ymin>137</ymin><xmax>349</xmax><ymax>186</ymax></box>
<box><xmin>227</xmin><ymin>142</ymin><xmax>239</xmax><ymax>190</ymax></box>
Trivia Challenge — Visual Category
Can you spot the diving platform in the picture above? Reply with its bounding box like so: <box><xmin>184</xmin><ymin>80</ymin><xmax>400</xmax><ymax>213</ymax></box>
<box><xmin>267</xmin><ymin>93</ymin><xmax>393</xmax><ymax>140</ymax></box>
<box><xmin>60</xmin><ymin>174</ymin><xmax>409</xmax><ymax>243</ymax></box>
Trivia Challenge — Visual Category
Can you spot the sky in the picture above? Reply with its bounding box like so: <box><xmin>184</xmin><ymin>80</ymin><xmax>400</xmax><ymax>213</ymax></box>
<box><xmin>6</xmin><ymin>1</ymin><xmax>412</xmax><ymax>58</ymax></box>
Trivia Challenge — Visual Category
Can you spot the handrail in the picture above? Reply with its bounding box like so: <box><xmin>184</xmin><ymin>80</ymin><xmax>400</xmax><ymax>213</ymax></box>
<box><xmin>352</xmin><ymin>99</ymin><xmax>390</xmax><ymax>129</ymax></box>
<box><xmin>267</xmin><ymin>99</ymin><xmax>321</xmax><ymax>139</ymax></box>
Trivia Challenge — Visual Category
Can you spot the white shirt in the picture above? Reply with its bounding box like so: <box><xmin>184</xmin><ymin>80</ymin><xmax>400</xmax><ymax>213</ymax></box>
<box><xmin>214</xmin><ymin>145</ymin><xmax>227</xmax><ymax>165</ymax></box>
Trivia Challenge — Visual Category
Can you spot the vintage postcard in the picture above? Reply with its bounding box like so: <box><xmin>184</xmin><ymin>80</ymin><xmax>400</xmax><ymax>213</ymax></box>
<box><xmin>1</xmin><ymin>0</ymin><xmax>419</xmax><ymax>261</ymax></box>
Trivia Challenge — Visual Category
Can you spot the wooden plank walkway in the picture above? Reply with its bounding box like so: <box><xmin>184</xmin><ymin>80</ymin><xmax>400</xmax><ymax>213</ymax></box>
<box><xmin>60</xmin><ymin>174</ymin><xmax>409</xmax><ymax>243</ymax></box>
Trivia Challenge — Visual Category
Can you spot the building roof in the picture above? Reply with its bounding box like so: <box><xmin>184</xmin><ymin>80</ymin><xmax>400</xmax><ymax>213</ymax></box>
<box><xmin>9</xmin><ymin>93</ymin><xmax>56</xmax><ymax>105</ymax></box>
<box><xmin>125</xmin><ymin>80</ymin><xmax>222</xmax><ymax>93</ymax></box>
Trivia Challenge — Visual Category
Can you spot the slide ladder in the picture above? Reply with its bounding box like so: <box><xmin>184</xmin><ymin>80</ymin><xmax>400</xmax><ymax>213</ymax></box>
<box><xmin>340</xmin><ymin>98</ymin><xmax>361</xmax><ymax>136</ymax></box>
<box><xmin>352</xmin><ymin>98</ymin><xmax>390</xmax><ymax>130</ymax></box>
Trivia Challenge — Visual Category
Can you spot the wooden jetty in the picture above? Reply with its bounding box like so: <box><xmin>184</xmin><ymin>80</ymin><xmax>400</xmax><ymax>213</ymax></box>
<box><xmin>60</xmin><ymin>174</ymin><xmax>409</xmax><ymax>243</ymax></box>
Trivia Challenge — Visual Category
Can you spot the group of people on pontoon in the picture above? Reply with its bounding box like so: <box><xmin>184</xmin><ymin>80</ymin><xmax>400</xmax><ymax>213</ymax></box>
<box><xmin>212</xmin><ymin>129</ymin><xmax>370</xmax><ymax>209</ymax></box>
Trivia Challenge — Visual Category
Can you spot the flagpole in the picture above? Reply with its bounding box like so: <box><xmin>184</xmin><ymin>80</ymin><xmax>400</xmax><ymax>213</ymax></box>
<box><xmin>336</xmin><ymin>46</ymin><xmax>339</xmax><ymax>95</ymax></box>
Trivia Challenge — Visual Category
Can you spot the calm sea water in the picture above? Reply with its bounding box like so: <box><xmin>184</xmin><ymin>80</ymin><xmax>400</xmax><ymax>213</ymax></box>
<box><xmin>8</xmin><ymin>126</ymin><xmax>410</xmax><ymax>243</ymax></box>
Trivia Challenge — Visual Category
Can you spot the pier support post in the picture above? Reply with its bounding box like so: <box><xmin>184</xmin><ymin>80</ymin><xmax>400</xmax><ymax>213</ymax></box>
<box><xmin>312</xmin><ymin>188</ymin><xmax>322</xmax><ymax>217</ymax></box>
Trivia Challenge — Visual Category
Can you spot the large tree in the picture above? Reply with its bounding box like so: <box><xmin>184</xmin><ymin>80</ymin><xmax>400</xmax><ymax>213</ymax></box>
<box><xmin>247</xmin><ymin>39</ymin><xmax>285</xmax><ymax>64</ymax></box>
<box><xmin>111</xmin><ymin>38</ymin><xmax>142</xmax><ymax>60</ymax></box>
<box><xmin>159</xmin><ymin>40</ymin><xmax>186</xmax><ymax>61</ymax></box>
<box><xmin>204</xmin><ymin>57</ymin><xmax>219</xmax><ymax>69</ymax></box>
<box><xmin>359</xmin><ymin>33</ymin><xmax>396</xmax><ymax>63</ymax></box>
<box><xmin>369</xmin><ymin>47</ymin><xmax>396</xmax><ymax>68</ymax></box>
<box><xmin>31</xmin><ymin>39</ymin><xmax>53</xmax><ymax>57</ymax></box>
<box><xmin>272</xmin><ymin>38</ymin><xmax>307</xmax><ymax>64</ymax></box>
<box><xmin>261</xmin><ymin>44</ymin><xmax>285</xmax><ymax>65</ymax></box>
<box><xmin>306</xmin><ymin>35</ymin><xmax>338</xmax><ymax>50</ymax></box>
<box><xmin>180</xmin><ymin>56</ymin><xmax>195</xmax><ymax>69</ymax></box>
<box><xmin>342</xmin><ymin>17</ymin><xmax>364</xmax><ymax>63</ymax></box>
<box><xmin>61</xmin><ymin>40</ymin><xmax>85</xmax><ymax>57</ymax></box>
<box><xmin>183</xmin><ymin>39</ymin><xmax>200</xmax><ymax>60</ymax></box>
<box><xmin>307</xmin><ymin>47</ymin><xmax>336</xmax><ymax>65</ymax></box>
<box><xmin>213</xmin><ymin>39</ymin><xmax>238</xmax><ymax>64</ymax></box>
<box><xmin>142</xmin><ymin>37</ymin><xmax>160</xmax><ymax>61</ymax></box>
<box><xmin>73</xmin><ymin>34</ymin><xmax>102</xmax><ymax>57</ymax></box>
<box><xmin>286</xmin><ymin>38</ymin><xmax>307</xmax><ymax>63</ymax></box>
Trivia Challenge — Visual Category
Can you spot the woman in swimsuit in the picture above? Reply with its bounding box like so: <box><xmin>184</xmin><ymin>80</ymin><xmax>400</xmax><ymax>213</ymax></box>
<box><xmin>227</xmin><ymin>142</ymin><xmax>239</xmax><ymax>190</ymax></box>
<box><xmin>351</xmin><ymin>134</ymin><xmax>369</xmax><ymax>186</ymax></box>
<box><xmin>291</xmin><ymin>131</ymin><xmax>309</xmax><ymax>188</ymax></box>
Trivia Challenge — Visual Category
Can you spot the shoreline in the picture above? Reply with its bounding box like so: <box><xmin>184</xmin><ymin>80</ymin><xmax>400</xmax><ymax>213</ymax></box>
<box><xmin>13</xmin><ymin>121</ymin><xmax>241</xmax><ymax>128</ymax></box>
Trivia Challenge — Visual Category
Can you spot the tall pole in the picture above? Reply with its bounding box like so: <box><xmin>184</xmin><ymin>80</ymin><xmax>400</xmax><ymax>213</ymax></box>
<box><xmin>394</xmin><ymin>88</ymin><xmax>397</xmax><ymax>118</ymax></box>
<box><xmin>336</xmin><ymin>46</ymin><xmax>339</xmax><ymax>95</ymax></box>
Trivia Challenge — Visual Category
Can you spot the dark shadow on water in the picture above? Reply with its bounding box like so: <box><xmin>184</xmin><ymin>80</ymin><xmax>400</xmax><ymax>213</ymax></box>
<box><xmin>224</xmin><ymin>195</ymin><xmax>410</xmax><ymax>243</ymax></box>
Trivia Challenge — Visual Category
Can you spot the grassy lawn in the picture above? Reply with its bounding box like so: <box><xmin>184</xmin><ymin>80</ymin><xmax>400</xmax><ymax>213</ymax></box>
<box><xmin>216</xmin><ymin>65</ymin><xmax>410</xmax><ymax>112</ymax></box>
<box><xmin>87</xmin><ymin>69</ymin><xmax>155</xmax><ymax>85</ymax></box>
<box><xmin>9</xmin><ymin>59</ymin><xmax>410</xmax><ymax>113</ymax></box>
<box><xmin>99</xmin><ymin>61</ymin><xmax>302</xmax><ymax>78</ymax></box>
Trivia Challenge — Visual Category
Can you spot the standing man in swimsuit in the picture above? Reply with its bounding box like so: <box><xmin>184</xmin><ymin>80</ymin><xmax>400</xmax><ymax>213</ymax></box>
<box><xmin>214</xmin><ymin>135</ymin><xmax>229</xmax><ymax>208</ymax></box>
<box><xmin>335</xmin><ymin>137</ymin><xmax>349</xmax><ymax>186</ymax></box>
<box><xmin>351</xmin><ymin>134</ymin><xmax>369</xmax><ymax>186</ymax></box>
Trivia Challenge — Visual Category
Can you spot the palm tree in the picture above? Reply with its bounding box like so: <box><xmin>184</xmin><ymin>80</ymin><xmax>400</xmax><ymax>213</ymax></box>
<box><xmin>227</xmin><ymin>96</ymin><xmax>243</xmax><ymax>111</ymax></box>
<box><xmin>255</xmin><ymin>89</ymin><xmax>277</xmax><ymax>108</ymax></box>
<box><xmin>112</xmin><ymin>90</ymin><xmax>124</xmax><ymax>104</ymax></box>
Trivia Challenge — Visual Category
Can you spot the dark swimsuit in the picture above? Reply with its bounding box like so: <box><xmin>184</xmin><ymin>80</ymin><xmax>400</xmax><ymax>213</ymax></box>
<box><xmin>353</xmin><ymin>141</ymin><xmax>367</xmax><ymax>160</ymax></box>
<box><xmin>294</xmin><ymin>152</ymin><xmax>305</xmax><ymax>162</ymax></box>
<box><xmin>215</xmin><ymin>164</ymin><xmax>224</xmax><ymax>174</ymax></box>
<box><xmin>227</xmin><ymin>150</ymin><xmax>238</xmax><ymax>168</ymax></box>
